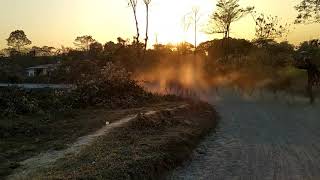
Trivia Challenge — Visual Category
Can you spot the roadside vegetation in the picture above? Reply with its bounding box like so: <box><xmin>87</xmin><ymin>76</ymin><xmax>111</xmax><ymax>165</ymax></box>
<box><xmin>31</xmin><ymin>101</ymin><xmax>218</xmax><ymax>179</ymax></box>
<box><xmin>0</xmin><ymin>100</ymin><xmax>186</xmax><ymax>178</ymax></box>
<box><xmin>0</xmin><ymin>62</ymin><xmax>180</xmax><ymax>178</ymax></box>
<box><xmin>0</xmin><ymin>0</ymin><xmax>319</xmax><ymax>179</ymax></box>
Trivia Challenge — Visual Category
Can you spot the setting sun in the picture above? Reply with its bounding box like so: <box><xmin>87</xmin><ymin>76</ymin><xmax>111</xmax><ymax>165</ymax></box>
<box><xmin>1</xmin><ymin>0</ymin><xmax>319</xmax><ymax>48</ymax></box>
<box><xmin>1</xmin><ymin>0</ymin><xmax>320</xmax><ymax>179</ymax></box>
<box><xmin>142</xmin><ymin>0</ymin><xmax>215</xmax><ymax>45</ymax></box>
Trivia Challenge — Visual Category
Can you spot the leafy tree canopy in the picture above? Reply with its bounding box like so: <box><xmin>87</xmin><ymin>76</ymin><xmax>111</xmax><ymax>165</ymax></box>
<box><xmin>74</xmin><ymin>35</ymin><xmax>96</xmax><ymax>51</ymax></box>
<box><xmin>295</xmin><ymin>0</ymin><xmax>320</xmax><ymax>24</ymax></box>
<box><xmin>208</xmin><ymin>0</ymin><xmax>254</xmax><ymax>38</ymax></box>
<box><xmin>7</xmin><ymin>30</ymin><xmax>32</xmax><ymax>52</ymax></box>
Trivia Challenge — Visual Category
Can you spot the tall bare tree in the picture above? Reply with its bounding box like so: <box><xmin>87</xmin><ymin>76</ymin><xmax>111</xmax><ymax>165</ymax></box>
<box><xmin>181</xmin><ymin>7</ymin><xmax>201</xmax><ymax>55</ymax></box>
<box><xmin>128</xmin><ymin>0</ymin><xmax>140</xmax><ymax>44</ymax></box>
<box><xmin>143</xmin><ymin>0</ymin><xmax>151</xmax><ymax>52</ymax></box>
<box><xmin>207</xmin><ymin>0</ymin><xmax>254</xmax><ymax>39</ymax></box>
<box><xmin>295</xmin><ymin>0</ymin><xmax>320</xmax><ymax>24</ymax></box>
<box><xmin>181</xmin><ymin>14</ymin><xmax>191</xmax><ymax>42</ymax></box>
<box><xmin>191</xmin><ymin>6</ymin><xmax>200</xmax><ymax>53</ymax></box>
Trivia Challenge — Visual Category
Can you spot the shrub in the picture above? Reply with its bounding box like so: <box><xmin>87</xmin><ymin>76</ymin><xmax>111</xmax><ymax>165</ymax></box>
<box><xmin>0</xmin><ymin>88</ymin><xmax>39</xmax><ymax>116</ymax></box>
<box><xmin>0</xmin><ymin>88</ymin><xmax>70</xmax><ymax>117</ymax></box>
<box><xmin>0</xmin><ymin>62</ymin><xmax>157</xmax><ymax>117</ymax></box>
<box><xmin>69</xmin><ymin>62</ymin><xmax>154</xmax><ymax>108</ymax></box>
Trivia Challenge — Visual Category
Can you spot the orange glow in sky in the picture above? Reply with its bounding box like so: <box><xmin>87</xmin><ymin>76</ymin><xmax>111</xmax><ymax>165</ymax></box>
<box><xmin>0</xmin><ymin>0</ymin><xmax>319</xmax><ymax>49</ymax></box>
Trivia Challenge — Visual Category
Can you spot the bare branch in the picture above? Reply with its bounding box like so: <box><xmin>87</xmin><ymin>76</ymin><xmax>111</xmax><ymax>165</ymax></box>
<box><xmin>128</xmin><ymin>0</ymin><xmax>140</xmax><ymax>44</ymax></box>
<box><xmin>253</xmin><ymin>13</ymin><xmax>291</xmax><ymax>42</ymax></box>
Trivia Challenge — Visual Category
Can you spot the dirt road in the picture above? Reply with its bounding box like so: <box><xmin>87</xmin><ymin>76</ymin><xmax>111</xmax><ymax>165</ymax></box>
<box><xmin>170</xmin><ymin>89</ymin><xmax>320</xmax><ymax>180</ymax></box>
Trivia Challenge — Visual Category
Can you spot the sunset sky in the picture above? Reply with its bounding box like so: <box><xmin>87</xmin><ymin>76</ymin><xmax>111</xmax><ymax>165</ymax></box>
<box><xmin>0</xmin><ymin>0</ymin><xmax>319</xmax><ymax>49</ymax></box>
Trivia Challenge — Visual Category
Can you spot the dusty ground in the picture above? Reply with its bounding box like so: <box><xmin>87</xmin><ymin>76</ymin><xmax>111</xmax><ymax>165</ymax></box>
<box><xmin>1</xmin><ymin>101</ymin><xmax>185</xmax><ymax>179</ymax></box>
<box><xmin>169</xmin><ymin>88</ymin><xmax>320</xmax><ymax>180</ymax></box>
<box><xmin>21</xmin><ymin>101</ymin><xmax>217</xmax><ymax>180</ymax></box>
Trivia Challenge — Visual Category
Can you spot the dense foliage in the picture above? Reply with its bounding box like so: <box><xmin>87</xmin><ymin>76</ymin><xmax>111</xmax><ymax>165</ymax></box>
<box><xmin>0</xmin><ymin>88</ymin><xmax>67</xmax><ymax>116</ymax></box>
<box><xmin>0</xmin><ymin>35</ymin><xmax>319</xmax><ymax>117</ymax></box>
<box><xmin>68</xmin><ymin>62</ymin><xmax>154</xmax><ymax>108</ymax></box>
<box><xmin>0</xmin><ymin>62</ymin><xmax>155</xmax><ymax>117</ymax></box>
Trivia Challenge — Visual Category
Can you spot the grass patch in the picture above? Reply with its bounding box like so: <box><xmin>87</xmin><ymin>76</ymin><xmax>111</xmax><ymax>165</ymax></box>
<box><xmin>31</xmin><ymin>101</ymin><xmax>218</xmax><ymax>179</ymax></box>
<box><xmin>0</xmin><ymin>101</ymin><xmax>184</xmax><ymax>178</ymax></box>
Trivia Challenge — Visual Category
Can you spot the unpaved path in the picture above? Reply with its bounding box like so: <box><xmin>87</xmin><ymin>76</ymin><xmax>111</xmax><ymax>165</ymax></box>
<box><xmin>7</xmin><ymin>111</ymin><xmax>160</xmax><ymax>180</ymax></box>
<box><xmin>170</xmin><ymin>89</ymin><xmax>320</xmax><ymax>180</ymax></box>
<box><xmin>7</xmin><ymin>104</ymin><xmax>188</xmax><ymax>180</ymax></box>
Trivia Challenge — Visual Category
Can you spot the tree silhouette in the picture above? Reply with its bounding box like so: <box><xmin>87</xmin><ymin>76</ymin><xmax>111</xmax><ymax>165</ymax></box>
<box><xmin>7</xmin><ymin>30</ymin><xmax>32</xmax><ymax>52</ymax></box>
<box><xmin>30</xmin><ymin>46</ymin><xmax>55</xmax><ymax>56</ymax></box>
<box><xmin>295</xmin><ymin>0</ymin><xmax>320</xmax><ymax>24</ymax></box>
<box><xmin>191</xmin><ymin>6</ymin><xmax>200</xmax><ymax>54</ymax></box>
<box><xmin>89</xmin><ymin>42</ymin><xmax>103</xmax><ymax>58</ymax></box>
<box><xmin>177</xmin><ymin>42</ymin><xmax>195</xmax><ymax>55</ymax></box>
<box><xmin>104</xmin><ymin>41</ymin><xmax>121</xmax><ymax>57</ymax></box>
<box><xmin>207</xmin><ymin>0</ymin><xmax>253</xmax><ymax>61</ymax></box>
<box><xmin>207</xmin><ymin>0</ymin><xmax>254</xmax><ymax>39</ymax></box>
<box><xmin>117</xmin><ymin>37</ymin><xmax>128</xmax><ymax>46</ymax></box>
<box><xmin>128</xmin><ymin>0</ymin><xmax>140</xmax><ymax>44</ymax></box>
<box><xmin>74</xmin><ymin>35</ymin><xmax>96</xmax><ymax>52</ymax></box>
<box><xmin>42</xmin><ymin>46</ymin><xmax>56</xmax><ymax>56</ymax></box>
<box><xmin>143</xmin><ymin>0</ymin><xmax>151</xmax><ymax>52</ymax></box>
<box><xmin>181</xmin><ymin>7</ymin><xmax>201</xmax><ymax>55</ymax></box>
<box><xmin>253</xmin><ymin>13</ymin><xmax>290</xmax><ymax>44</ymax></box>
<box><xmin>297</xmin><ymin>39</ymin><xmax>320</xmax><ymax>66</ymax></box>
<box><xmin>181</xmin><ymin>14</ymin><xmax>192</xmax><ymax>42</ymax></box>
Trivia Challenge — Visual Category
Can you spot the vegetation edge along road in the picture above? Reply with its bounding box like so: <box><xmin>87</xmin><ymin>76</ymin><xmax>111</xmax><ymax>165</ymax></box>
<box><xmin>22</xmin><ymin>101</ymin><xmax>218</xmax><ymax>180</ymax></box>
<box><xmin>0</xmin><ymin>101</ymin><xmax>181</xmax><ymax>178</ymax></box>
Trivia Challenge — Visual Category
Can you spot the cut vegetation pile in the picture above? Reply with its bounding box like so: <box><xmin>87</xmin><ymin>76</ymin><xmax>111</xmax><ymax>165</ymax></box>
<box><xmin>30</xmin><ymin>101</ymin><xmax>218</xmax><ymax>180</ymax></box>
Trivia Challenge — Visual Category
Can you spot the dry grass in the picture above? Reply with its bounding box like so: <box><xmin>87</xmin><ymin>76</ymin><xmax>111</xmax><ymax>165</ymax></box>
<box><xmin>32</xmin><ymin>101</ymin><xmax>218</xmax><ymax>180</ymax></box>
<box><xmin>0</xmin><ymin>101</ymin><xmax>184</xmax><ymax>178</ymax></box>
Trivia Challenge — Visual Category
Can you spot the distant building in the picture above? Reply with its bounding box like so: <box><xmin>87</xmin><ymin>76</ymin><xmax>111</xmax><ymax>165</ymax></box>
<box><xmin>26</xmin><ymin>64</ymin><xmax>59</xmax><ymax>77</ymax></box>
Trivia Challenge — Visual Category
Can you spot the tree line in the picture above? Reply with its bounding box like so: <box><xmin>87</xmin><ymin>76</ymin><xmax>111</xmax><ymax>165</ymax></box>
<box><xmin>0</xmin><ymin>0</ymin><xmax>319</xmax><ymax>63</ymax></box>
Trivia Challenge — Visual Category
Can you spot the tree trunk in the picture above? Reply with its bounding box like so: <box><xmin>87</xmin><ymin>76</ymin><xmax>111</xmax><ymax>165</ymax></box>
<box><xmin>194</xmin><ymin>13</ymin><xmax>197</xmax><ymax>56</ymax></box>
<box><xmin>131</xmin><ymin>8</ymin><xmax>140</xmax><ymax>57</ymax></box>
<box><xmin>134</xmin><ymin>11</ymin><xmax>140</xmax><ymax>44</ymax></box>
<box><xmin>225</xmin><ymin>25</ymin><xmax>230</xmax><ymax>62</ymax></box>
<box><xmin>144</xmin><ymin>5</ymin><xmax>149</xmax><ymax>52</ymax></box>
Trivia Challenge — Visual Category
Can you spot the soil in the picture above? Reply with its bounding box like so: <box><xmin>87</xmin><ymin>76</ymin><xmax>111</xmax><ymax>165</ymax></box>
<box><xmin>1</xmin><ymin>101</ymin><xmax>186</xmax><ymax>179</ymax></box>
<box><xmin>18</xmin><ymin>101</ymin><xmax>218</xmax><ymax>180</ymax></box>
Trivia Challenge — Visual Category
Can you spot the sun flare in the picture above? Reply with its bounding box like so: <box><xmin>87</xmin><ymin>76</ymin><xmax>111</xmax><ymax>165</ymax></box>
<box><xmin>134</xmin><ymin>0</ymin><xmax>215</xmax><ymax>46</ymax></box>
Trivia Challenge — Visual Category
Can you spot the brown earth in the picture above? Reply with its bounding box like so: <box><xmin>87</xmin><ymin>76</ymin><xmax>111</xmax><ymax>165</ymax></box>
<box><xmin>1</xmin><ymin>101</ymin><xmax>188</xmax><ymax>179</ymax></box>
<box><xmin>17</xmin><ymin>101</ymin><xmax>218</xmax><ymax>180</ymax></box>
